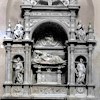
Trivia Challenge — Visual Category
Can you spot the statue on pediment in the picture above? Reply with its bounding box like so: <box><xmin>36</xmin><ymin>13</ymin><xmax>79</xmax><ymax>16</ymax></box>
<box><xmin>76</xmin><ymin>21</ymin><xmax>86</xmax><ymax>41</ymax></box>
<box><xmin>13</xmin><ymin>21</ymin><xmax>24</xmax><ymax>40</ymax></box>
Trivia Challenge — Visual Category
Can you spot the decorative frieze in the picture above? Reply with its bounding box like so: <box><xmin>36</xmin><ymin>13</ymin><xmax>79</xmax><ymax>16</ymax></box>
<box><xmin>31</xmin><ymin>86</ymin><xmax>67</xmax><ymax>94</ymax></box>
<box><xmin>30</xmin><ymin>12</ymin><xmax>71</xmax><ymax>17</ymax></box>
<box><xmin>11</xmin><ymin>47</ymin><xmax>24</xmax><ymax>53</ymax></box>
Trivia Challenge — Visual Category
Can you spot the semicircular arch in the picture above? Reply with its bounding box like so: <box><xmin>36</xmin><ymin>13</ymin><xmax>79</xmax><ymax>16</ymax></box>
<box><xmin>30</xmin><ymin>19</ymin><xmax>69</xmax><ymax>41</ymax></box>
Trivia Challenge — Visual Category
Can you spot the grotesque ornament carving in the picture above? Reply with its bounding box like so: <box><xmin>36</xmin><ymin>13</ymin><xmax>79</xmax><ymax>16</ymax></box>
<box><xmin>13</xmin><ymin>57</ymin><xmax>24</xmax><ymax>84</ymax></box>
<box><xmin>76</xmin><ymin>21</ymin><xmax>86</xmax><ymax>41</ymax></box>
<box><xmin>33</xmin><ymin>50</ymin><xmax>65</xmax><ymax>65</ymax></box>
<box><xmin>13</xmin><ymin>21</ymin><xmax>24</xmax><ymax>40</ymax></box>
<box><xmin>75</xmin><ymin>58</ymin><xmax>86</xmax><ymax>84</ymax></box>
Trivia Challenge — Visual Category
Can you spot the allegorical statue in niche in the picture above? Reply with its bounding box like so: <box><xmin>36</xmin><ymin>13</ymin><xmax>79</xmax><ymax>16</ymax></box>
<box><xmin>76</xmin><ymin>21</ymin><xmax>86</xmax><ymax>41</ymax></box>
<box><xmin>35</xmin><ymin>36</ymin><xmax>62</xmax><ymax>47</ymax></box>
<box><xmin>75</xmin><ymin>58</ymin><xmax>86</xmax><ymax>84</ymax></box>
<box><xmin>33</xmin><ymin>50</ymin><xmax>65</xmax><ymax>65</ymax></box>
<box><xmin>13</xmin><ymin>21</ymin><xmax>24</xmax><ymax>40</ymax></box>
<box><xmin>13</xmin><ymin>57</ymin><xmax>24</xmax><ymax>84</ymax></box>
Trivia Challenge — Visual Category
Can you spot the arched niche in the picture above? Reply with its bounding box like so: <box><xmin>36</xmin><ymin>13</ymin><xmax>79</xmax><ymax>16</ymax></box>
<box><xmin>12</xmin><ymin>55</ymin><xmax>24</xmax><ymax>84</ymax></box>
<box><xmin>75</xmin><ymin>55</ymin><xmax>87</xmax><ymax>62</ymax></box>
<box><xmin>75</xmin><ymin>55</ymin><xmax>87</xmax><ymax>85</ymax></box>
<box><xmin>31</xmin><ymin>21</ymin><xmax>68</xmax><ymax>61</ymax></box>
<box><xmin>12</xmin><ymin>55</ymin><xmax>24</xmax><ymax>61</ymax></box>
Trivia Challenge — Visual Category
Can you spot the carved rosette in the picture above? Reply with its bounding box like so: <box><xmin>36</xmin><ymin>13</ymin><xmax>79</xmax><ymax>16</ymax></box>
<box><xmin>11</xmin><ymin>86</ymin><xmax>23</xmax><ymax>96</ymax></box>
<box><xmin>76</xmin><ymin>87</ymin><xmax>86</xmax><ymax>94</ymax></box>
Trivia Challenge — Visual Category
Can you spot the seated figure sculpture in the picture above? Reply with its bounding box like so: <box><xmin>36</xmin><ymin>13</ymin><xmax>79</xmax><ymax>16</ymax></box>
<box><xmin>33</xmin><ymin>50</ymin><xmax>65</xmax><ymax>65</ymax></box>
<box><xmin>13</xmin><ymin>21</ymin><xmax>24</xmax><ymax>40</ymax></box>
<box><xmin>76</xmin><ymin>21</ymin><xmax>86</xmax><ymax>41</ymax></box>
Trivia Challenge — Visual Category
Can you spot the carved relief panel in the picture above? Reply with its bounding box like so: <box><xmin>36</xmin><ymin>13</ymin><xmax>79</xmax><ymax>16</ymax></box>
<box><xmin>11</xmin><ymin>86</ymin><xmax>23</xmax><ymax>96</ymax></box>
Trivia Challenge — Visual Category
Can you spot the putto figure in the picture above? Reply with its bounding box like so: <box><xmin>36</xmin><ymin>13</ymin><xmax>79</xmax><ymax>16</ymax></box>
<box><xmin>13</xmin><ymin>57</ymin><xmax>24</xmax><ymax>84</ymax></box>
<box><xmin>13</xmin><ymin>21</ymin><xmax>24</xmax><ymax>40</ymax></box>
<box><xmin>75</xmin><ymin>58</ymin><xmax>86</xmax><ymax>84</ymax></box>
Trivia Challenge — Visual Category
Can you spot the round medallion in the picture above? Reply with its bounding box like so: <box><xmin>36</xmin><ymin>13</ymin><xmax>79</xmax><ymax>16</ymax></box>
<box><xmin>76</xmin><ymin>87</ymin><xmax>85</xmax><ymax>94</ymax></box>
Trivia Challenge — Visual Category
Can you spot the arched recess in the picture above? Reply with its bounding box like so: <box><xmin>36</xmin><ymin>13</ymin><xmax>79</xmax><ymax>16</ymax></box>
<box><xmin>12</xmin><ymin>55</ymin><xmax>24</xmax><ymax>84</ymax></box>
<box><xmin>31</xmin><ymin>21</ymin><xmax>68</xmax><ymax>84</ymax></box>
<box><xmin>12</xmin><ymin>55</ymin><xmax>24</xmax><ymax>61</ymax></box>
<box><xmin>75</xmin><ymin>55</ymin><xmax>87</xmax><ymax>62</ymax></box>
<box><xmin>31</xmin><ymin>21</ymin><xmax>68</xmax><ymax>45</ymax></box>
<box><xmin>75</xmin><ymin>55</ymin><xmax>87</xmax><ymax>84</ymax></box>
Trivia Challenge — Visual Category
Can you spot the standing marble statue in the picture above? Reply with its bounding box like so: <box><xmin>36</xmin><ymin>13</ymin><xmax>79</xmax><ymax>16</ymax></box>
<box><xmin>13</xmin><ymin>57</ymin><xmax>24</xmax><ymax>84</ymax></box>
<box><xmin>13</xmin><ymin>21</ymin><xmax>24</xmax><ymax>40</ymax></box>
<box><xmin>76</xmin><ymin>21</ymin><xmax>86</xmax><ymax>41</ymax></box>
<box><xmin>75</xmin><ymin>58</ymin><xmax>86</xmax><ymax>84</ymax></box>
